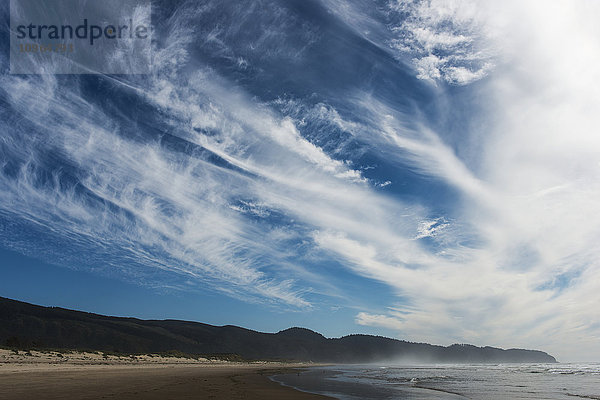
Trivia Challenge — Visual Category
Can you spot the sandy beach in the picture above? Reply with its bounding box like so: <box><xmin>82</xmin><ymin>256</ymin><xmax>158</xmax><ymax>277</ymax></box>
<box><xmin>0</xmin><ymin>349</ymin><xmax>332</xmax><ymax>400</ymax></box>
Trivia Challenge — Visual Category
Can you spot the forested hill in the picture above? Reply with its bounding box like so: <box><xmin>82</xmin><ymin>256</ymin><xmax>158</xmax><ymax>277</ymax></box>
<box><xmin>0</xmin><ymin>297</ymin><xmax>557</xmax><ymax>363</ymax></box>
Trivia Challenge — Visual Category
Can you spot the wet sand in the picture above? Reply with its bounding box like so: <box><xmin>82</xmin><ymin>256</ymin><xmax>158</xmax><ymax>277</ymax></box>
<box><xmin>0</xmin><ymin>364</ymin><xmax>333</xmax><ymax>400</ymax></box>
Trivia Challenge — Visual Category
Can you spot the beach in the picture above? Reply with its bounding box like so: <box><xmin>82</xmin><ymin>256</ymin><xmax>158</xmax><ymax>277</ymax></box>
<box><xmin>0</xmin><ymin>350</ymin><xmax>331</xmax><ymax>400</ymax></box>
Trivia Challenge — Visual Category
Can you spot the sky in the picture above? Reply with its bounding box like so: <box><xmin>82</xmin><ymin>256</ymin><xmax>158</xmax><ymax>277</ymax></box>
<box><xmin>1</xmin><ymin>0</ymin><xmax>600</xmax><ymax>363</ymax></box>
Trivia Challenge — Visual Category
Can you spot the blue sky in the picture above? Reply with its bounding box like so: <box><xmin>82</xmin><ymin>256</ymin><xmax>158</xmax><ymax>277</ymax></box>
<box><xmin>1</xmin><ymin>0</ymin><xmax>600</xmax><ymax>362</ymax></box>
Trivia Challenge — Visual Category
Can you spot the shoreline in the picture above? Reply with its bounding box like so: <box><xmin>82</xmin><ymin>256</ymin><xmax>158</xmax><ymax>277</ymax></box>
<box><xmin>0</xmin><ymin>349</ymin><xmax>333</xmax><ymax>400</ymax></box>
<box><xmin>0</xmin><ymin>363</ymin><xmax>334</xmax><ymax>400</ymax></box>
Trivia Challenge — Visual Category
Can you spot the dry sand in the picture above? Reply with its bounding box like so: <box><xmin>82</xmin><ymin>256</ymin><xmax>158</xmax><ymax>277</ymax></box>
<box><xmin>0</xmin><ymin>349</ymin><xmax>332</xmax><ymax>399</ymax></box>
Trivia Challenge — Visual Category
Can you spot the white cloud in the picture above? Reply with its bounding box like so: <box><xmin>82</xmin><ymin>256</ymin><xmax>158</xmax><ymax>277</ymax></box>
<box><xmin>414</xmin><ymin>218</ymin><xmax>449</xmax><ymax>240</ymax></box>
<box><xmin>0</xmin><ymin>2</ymin><xmax>422</xmax><ymax>312</ymax></box>
<box><xmin>356</xmin><ymin>312</ymin><xmax>405</xmax><ymax>331</ymax></box>
<box><xmin>386</xmin><ymin>0</ymin><xmax>498</xmax><ymax>84</ymax></box>
<box><xmin>319</xmin><ymin>0</ymin><xmax>496</xmax><ymax>84</ymax></box>
<box><xmin>334</xmin><ymin>0</ymin><xmax>600</xmax><ymax>361</ymax></box>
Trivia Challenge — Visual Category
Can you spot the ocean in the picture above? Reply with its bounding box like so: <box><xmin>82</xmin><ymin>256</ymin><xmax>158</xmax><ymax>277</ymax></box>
<box><xmin>273</xmin><ymin>363</ymin><xmax>600</xmax><ymax>400</ymax></box>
